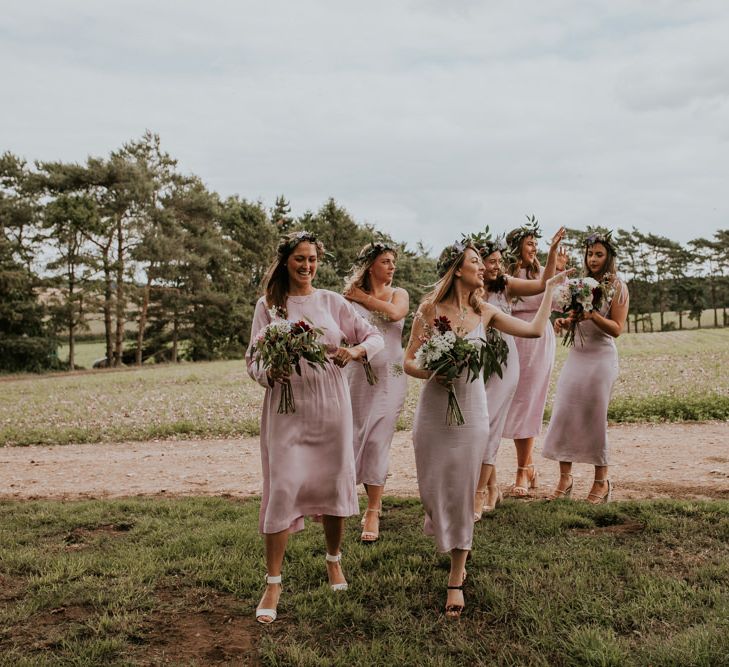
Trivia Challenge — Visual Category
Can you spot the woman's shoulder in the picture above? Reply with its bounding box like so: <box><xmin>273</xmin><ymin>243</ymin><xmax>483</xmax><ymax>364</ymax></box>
<box><xmin>315</xmin><ymin>289</ymin><xmax>348</xmax><ymax>307</ymax></box>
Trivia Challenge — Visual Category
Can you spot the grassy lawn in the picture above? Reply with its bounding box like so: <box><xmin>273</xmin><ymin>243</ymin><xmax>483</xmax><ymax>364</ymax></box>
<box><xmin>2</xmin><ymin>328</ymin><xmax>728</xmax><ymax>447</ymax></box>
<box><xmin>0</xmin><ymin>497</ymin><xmax>727</xmax><ymax>666</ymax></box>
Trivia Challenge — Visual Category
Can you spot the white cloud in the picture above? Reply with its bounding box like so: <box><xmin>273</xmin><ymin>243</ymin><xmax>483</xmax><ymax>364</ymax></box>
<box><xmin>1</xmin><ymin>0</ymin><xmax>728</xmax><ymax>254</ymax></box>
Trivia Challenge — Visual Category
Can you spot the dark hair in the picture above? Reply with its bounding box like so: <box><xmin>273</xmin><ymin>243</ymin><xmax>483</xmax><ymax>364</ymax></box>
<box><xmin>261</xmin><ymin>231</ymin><xmax>325</xmax><ymax>316</ymax></box>
<box><xmin>480</xmin><ymin>249</ymin><xmax>509</xmax><ymax>294</ymax></box>
<box><xmin>583</xmin><ymin>240</ymin><xmax>617</xmax><ymax>280</ymax></box>
<box><xmin>506</xmin><ymin>233</ymin><xmax>540</xmax><ymax>280</ymax></box>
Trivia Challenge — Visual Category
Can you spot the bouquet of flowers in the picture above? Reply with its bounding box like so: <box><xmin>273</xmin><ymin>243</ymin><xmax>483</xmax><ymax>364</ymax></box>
<box><xmin>250</xmin><ymin>309</ymin><xmax>329</xmax><ymax>413</ymax></box>
<box><xmin>415</xmin><ymin>315</ymin><xmax>506</xmax><ymax>426</ymax></box>
<box><xmin>554</xmin><ymin>275</ymin><xmax>615</xmax><ymax>347</ymax></box>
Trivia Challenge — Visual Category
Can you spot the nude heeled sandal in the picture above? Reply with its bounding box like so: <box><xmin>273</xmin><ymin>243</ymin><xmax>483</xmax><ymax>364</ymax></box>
<box><xmin>548</xmin><ymin>473</ymin><xmax>573</xmax><ymax>501</ymax></box>
<box><xmin>360</xmin><ymin>508</ymin><xmax>381</xmax><ymax>543</ymax></box>
<box><xmin>255</xmin><ymin>574</ymin><xmax>282</xmax><ymax>624</ymax></box>
<box><xmin>587</xmin><ymin>479</ymin><xmax>612</xmax><ymax>504</ymax></box>
<box><xmin>511</xmin><ymin>464</ymin><xmax>538</xmax><ymax>497</ymax></box>
<box><xmin>325</xmin><ymin>552</ymin><xmax>348</xmax><ymax>591</ymax></box>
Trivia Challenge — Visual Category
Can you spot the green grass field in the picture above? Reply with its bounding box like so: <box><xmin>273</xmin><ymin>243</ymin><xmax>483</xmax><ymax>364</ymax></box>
<box><xmin>3</xmin><ymin>328</ymin><xmax>728</xmax><ymax>447</ymax></box>
<box><xmin>0</xmin><ymin>497</ymin><xmax>727</xmax><ymax>666</ymax></box>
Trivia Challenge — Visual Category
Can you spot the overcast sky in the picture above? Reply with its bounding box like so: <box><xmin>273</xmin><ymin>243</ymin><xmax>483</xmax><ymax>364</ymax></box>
<box><xmin>2</xmin><ymin>1</ymin><xmax>728</xmax><ymax>253</ymax></box>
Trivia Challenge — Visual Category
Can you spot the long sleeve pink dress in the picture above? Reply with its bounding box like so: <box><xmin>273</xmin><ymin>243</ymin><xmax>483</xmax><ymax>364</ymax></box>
<box><xmin>346</xmin><ymin>298</ymin><xmax>408</xmax><ymax>486</ymax></box>
<box><xmin>482</xmin><ymin>288</ymin><xmax>520</xmax><ymax>464</ymax></box>
<box><xmin>541</xmin><ymin>282</ymin><xmax>628</xmax><ymax>466</ymax></box>
<box><xmin>246</xmin><ymin>290</ymin><xmax>384</xmax><ymax>534</ymax></box>
<box><xmin>413</xmin><ymin>319</ymin><xmax>489</xmax><ymax>553</ymax></box>
<box><xmin>502</xmin><ymin>268</ymin><xmax>556</xmax><ymax>440</ymax></box>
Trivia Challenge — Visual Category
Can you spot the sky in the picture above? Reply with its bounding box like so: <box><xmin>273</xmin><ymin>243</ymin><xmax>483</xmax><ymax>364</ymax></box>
<box><xmin>2</xmin><ymin>0</ymin><xmax>728</xmax><ymax>254</ymax></box>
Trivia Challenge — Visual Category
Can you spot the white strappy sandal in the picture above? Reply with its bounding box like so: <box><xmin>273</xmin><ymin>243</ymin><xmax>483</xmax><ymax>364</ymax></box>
<box><xmin>325</xmin><ymin>552</ymin><xmax>349</xmax><ymax>591</ymax></box>
<box><xmin>255</xmin><ymin>573</ymin><xmax>282</xmax><ymax>624</ymax></box>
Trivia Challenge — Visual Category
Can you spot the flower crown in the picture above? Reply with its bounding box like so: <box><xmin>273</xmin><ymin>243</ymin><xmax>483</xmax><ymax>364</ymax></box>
<box><xmin>436</xmin><ymin>239</ymin><xmax>470</xmax><ymax>278</ymax></box>
<box><xmin>584</xmin><ymin>229</ymin><xmax>618</xmax><ymax>255</ymax></box>
<box><xmin>506</xmin><ymin>214</ymin><xmax>542</xmax><ymax>253</ymax></box>
<box><xmin>353</xmin><ymin>240</ymin><xmax>397</xmax><ymax>267</ymax></box>
<box><xmin>278</xmin><ymin>230</ymin><xmax>320</xmax><ymax>256</ymax></box>
<box><xmin>469</xmin><ymin>226</ymin><xmax>509</xmax><ymax>259</ymax></box>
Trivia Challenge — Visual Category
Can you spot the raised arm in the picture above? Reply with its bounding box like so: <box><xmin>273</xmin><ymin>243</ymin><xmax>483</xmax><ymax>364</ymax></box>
<box><xmin>488</xmin><ymin>270</ymin><xmax>571</xmax><ymax>338</ymax></box>
<box><xmin>403</xmin><ymin>304</ymin><xmax>434</xmax><ymax>380</ymax></box>
<box><xmin>507</xmin><ymin>227</ymin><xmax>566</xmax><ymax>297</ymax></box>
<box><xmin>345</xmin><ymin>286</ymin><xmax>410</xmax><ymax>322</ymax></box>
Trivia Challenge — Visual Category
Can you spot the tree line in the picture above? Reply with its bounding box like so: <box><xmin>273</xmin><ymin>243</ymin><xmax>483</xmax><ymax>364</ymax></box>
<box><xmin>1</xmin><ymin>132</ymin><xmax>728</xmax><ymax>372</ymax></box>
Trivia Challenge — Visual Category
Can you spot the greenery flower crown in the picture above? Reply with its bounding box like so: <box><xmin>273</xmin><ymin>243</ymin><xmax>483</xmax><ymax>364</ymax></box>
<box><xmin>470</xmin><ymin>226</ymin><xmax>509</xmax><ymax>259</ymax></box>
<box><xmin>506</xmin><ymin>214</ymin><xmax>542</xmax><ymax>253</ymax></box>
<box><xmin>584</xmin><ymin>229</ymin><xmax>618</xmax><ymax>255</ymax></box>
<box><xmin>353</xmin><ymin>240</ymin><xmax>398</xmax><ymax>267</ymax></box>
<box><xmin>278</xmin><ymin>230</ymin><xmax>320</xmax><ymax>256</ymax></box>
<box><xmin>436</xmin><ymin>239</ymin><xmax>470</xmax><ymax>278</ymax></box>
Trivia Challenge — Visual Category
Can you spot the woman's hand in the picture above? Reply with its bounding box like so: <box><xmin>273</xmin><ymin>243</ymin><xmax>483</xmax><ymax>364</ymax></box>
<box><xmin>549</xmin><ymin>226</ymin><xmax>566</xmax><ymax>254</ymax></box>
<box><xmin>556</xmin><ymin>246</ymin><xmax>569</xmax><ymax>271</ymax></box>
<box><xmin>545</xmin><ymin>268</ymin><xmax>574</xmax><ymax>290</ymax></box>
<box><xmin>267</xmin><ymin>367</ymin><xmax>290</xmax><ymax>384</ymax></box>
<box><xmin>553</xmin><ymin>317</ymin><xmax>571</xmax><ymax>334</ymax></box>
<box><xmin>344</xmin><ymin>287</ymin><xmax>368</xmax><ymax>304</ymax></box>
<box><xmin>332</xmin><ymin>345</ymin><xmax>365</xmax><ymax>367</ymax></box>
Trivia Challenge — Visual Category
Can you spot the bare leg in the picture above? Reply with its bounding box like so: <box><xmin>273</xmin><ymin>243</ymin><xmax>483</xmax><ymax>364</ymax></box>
<box><xmin>362</xmin><ymin>483</ymin><xmax>384</xmax><ymax>539</ymax></box>
<box><xmin>322</xmin><ymin>515</ymin><xmax>347</xmax><ymax>587</ymax></box>
<box><xmin>445</xmin><ymin>548</ymin><xmax>469</xmax><ymax>618</ymax></box>
<box><xmin>474</xmin><ymin>464</ymin><xmax>493</xmax><ymax>520</ymax></box>
<box><xmin>587</xmin><ymin>465</ymin><xmax>610</xmax><ymax>503</ymax></box>
<box><xmin>512</xmin><ymin>437</ymin><xmax>537</xmax><ymax>495</ymax></box>
<box><xmin>485</xmin><ymin>467</ymin><xmax>502</xmax><ymax>511</ymax></box>
<box><xmin>549</xmin><ymin>461</ymin><xmax>573</xmax><ymax>499</ymax></box>
<box><xmin>257</xmin><ymin>529</ymin><xmax>288</xmax><ymax>620</ymax></box>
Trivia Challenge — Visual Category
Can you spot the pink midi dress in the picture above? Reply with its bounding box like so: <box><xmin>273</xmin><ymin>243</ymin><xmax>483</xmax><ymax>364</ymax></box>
<box><xmin>502</xmin><ymin>269</ymin><xmax>556</xmax><ymax>440</ymax></box>
<box><xmin>346</xmin><ymin>298</ymin><xmax>408</xmax><ymax>487</ymax></box>
<box><xmin>246</xmin><ymin>290</ymin><xmax>384</xmax><ymax>534</ymax></box>
<box><xmin>541</xmin><ymin>282</ymin><xmax>628</xmax><ymax>466</ymax></box>
<box><xmin>482</xmin><ymin>289</ymin><xmax>520</xmax><ymax>465</ymax></box>
<box><xmin>412</xmin><ymin>320</ymin><xmax>489</xmax><ymax>553</ymax></box>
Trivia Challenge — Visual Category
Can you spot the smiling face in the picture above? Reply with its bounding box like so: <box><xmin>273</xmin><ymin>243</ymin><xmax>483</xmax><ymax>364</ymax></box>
<box><xmin>369</xmin><ymin>251</ymin><xmax>396</xmax><ymax>285</ymax></box>
<box><xmin>455</xmin><ymin>248</ymin><xmax>485</xmax><ymax>289</ymax></box>
<box><xmin>520</xmin><ymin>235</ymin><xmax>538</xmax><ymax>264</ymax></box>
<box><xmin>481</xmin><ymin>250</ymin><xmax>502</xmax><ymax>283</ymax></box>
<box><xmin>286</xmin><ymin>241</ymin><xmax>319</xmax><ymax>291</ymax></box>
<box><xmin>585</xmin><ymin>242</ymin><xmax>608</xmax><ymax>277</ymax></box>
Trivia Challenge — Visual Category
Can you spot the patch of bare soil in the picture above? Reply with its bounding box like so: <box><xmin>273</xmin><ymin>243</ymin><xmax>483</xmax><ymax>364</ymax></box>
<box><xmin>138</xmin><ymin>588</ymin><xmax>261</xmax><ymax>666</ymax></box>
<box><xmin>1</xmin><ymin>422</ymin><xmax>728</xmax><ymax>502</ymax></box>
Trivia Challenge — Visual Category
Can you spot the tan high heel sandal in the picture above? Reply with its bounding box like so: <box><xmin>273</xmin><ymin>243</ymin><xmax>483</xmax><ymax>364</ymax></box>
<box><xmin>325</xmin><ymin>552</ymin><xmax>348</xmax><ymax>591</ymax></box>
<box><xmin>510</xmin><ymin>464</ymin><xmax>538</xmax><ymax>497</ymax></box>
<box><xmin>587</xmin><ymin>479</ymin><xmax>612</xmax><ymax>504</ymax></box>
<box><xmin>548</xmin><ymin>473</ymin><xmax>573</xmax><ymax>500</ymax></box>
<box><xmin>473</xmin><ymin>488</ymin><xmax>488</xmax><ymax>521</ymax></box>
<box><xmin>360</xmin><ymin>508</ymin><xmax>381</xmax><ymax>543</ymax></box>
<box><xmin>482</xmin><ymin>486</ymin><xmax>503</xmax><ymax>513</ymax></box>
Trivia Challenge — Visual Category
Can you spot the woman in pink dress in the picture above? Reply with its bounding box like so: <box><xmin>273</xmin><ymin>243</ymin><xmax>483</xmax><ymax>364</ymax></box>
<box><xmin>542</xmin><ymin>232</ymin><xmax>629</xmax><ymax>503</ymax></box>
<box><xmin>343</xmin><ymin>241</ymin><xmax>409</xmax><ymax>543</ymax></box>
<box><xmin>404</xmin><ymin>240</ymin><xmax>566</xmax><ymax>618</ymax></box>
<box><xmin>245</xmin><ymin>231</ymin><xmax>384</xmax><ymax>624</ymax></box>
<box><xmin>502</xmin><ymin>222</ymin><xmax>569</xmax><ymax>497</ymax></box>
<box><xmin>471</xmin><ymin>227</ymin><xmax>565</xmax><ymax>519</ymax></box>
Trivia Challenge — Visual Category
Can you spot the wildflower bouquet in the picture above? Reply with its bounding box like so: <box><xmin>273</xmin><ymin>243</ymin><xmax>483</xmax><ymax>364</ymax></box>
<box><xmin>415</xmin><ymin>315</ymin><xmax>503</xmax><ymax>426</ymax></box>
<box><xmin>251</xmin><ymin>309</ymin><xmax>329</xmax><ymax>413</ymax></box>
<box><xmin>554</xmin><ymin>275</ymin><xmax>615</xmax><ymax>347</ymax></box>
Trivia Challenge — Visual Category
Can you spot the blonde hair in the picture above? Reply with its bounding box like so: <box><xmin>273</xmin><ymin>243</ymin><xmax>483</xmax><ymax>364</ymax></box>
<box><xmin>422</xmin><ymin>244</ymin><xmax>482</xmax><ymax>315</ymax></box>
<box><xmin>343</xmin><ymin>243</ymin><xmax>398</xmax><ymax>295</ymax></box>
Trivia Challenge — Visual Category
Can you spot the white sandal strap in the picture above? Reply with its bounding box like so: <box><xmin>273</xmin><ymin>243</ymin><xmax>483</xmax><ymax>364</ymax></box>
<box><xmin>330</xmin><ymin>582</ymin><xmax>348</xmax><ymax>591</ymax></box>
<box><xmin>265</xmin><ymin>574</ymin><xmax>282</xmax><ymax>584</ymax></box>
<box><xmin>256</xmin><ymin>608</ymin><xmax>277</xmax><ymax>620</ymax></box>
<box><xmin>325</xmin><ymin>552</ymin><xmax>341</xmax><ymax>563</ymax></box>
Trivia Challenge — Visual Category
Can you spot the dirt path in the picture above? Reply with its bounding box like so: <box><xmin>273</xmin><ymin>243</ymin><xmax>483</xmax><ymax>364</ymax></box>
<box><xmin>1</xmin><ymin>422</ymin><xmax>728</xmax><ymax>502</ymax></box>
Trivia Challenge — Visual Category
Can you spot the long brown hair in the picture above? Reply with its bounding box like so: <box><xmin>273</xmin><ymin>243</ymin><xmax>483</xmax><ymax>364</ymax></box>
<box><xmin>343</xmin><ymin>242</ymin><xmax>398</xmax><ymax>295</ymax></box>
<box><xmin>261</xmin><ymin>231</ymin><xmax>325</xmax><ymax>316</ymax></box>
<box><xmin>507</xmin><ymin>233</ymin><xmax>540</xmax><ymax>280</ymax></box>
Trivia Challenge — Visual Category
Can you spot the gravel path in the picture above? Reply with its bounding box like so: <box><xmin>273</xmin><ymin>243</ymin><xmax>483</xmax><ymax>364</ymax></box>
<box><xmin>2</xmin><ymin>422</ymin><xmax>728</xmax><ymax>501</ymax></box>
